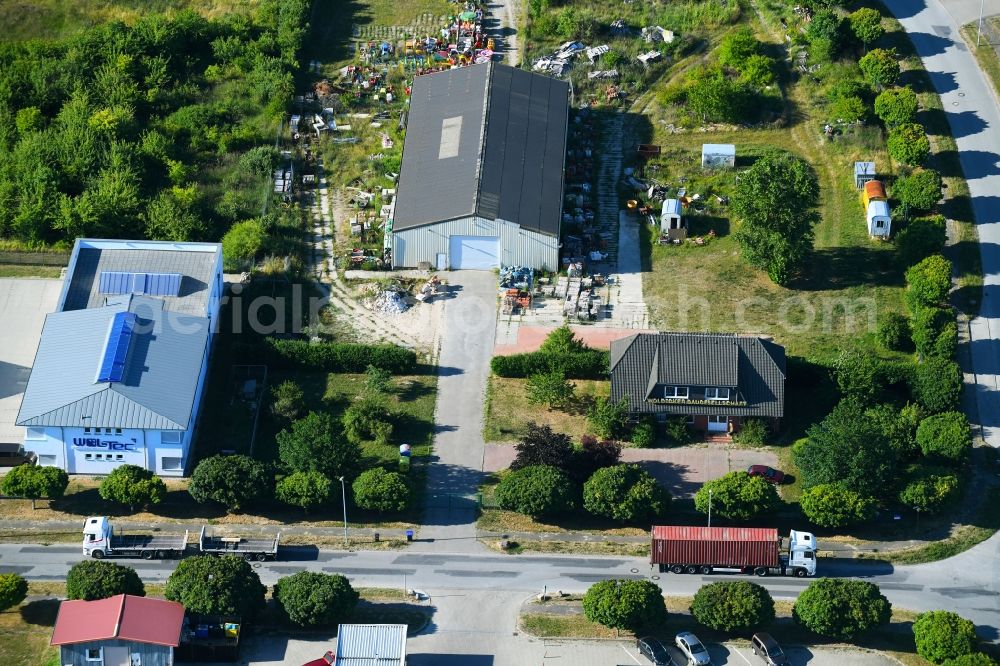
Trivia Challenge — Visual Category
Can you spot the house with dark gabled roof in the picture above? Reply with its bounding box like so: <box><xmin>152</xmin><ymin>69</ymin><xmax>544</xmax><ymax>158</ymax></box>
<box><xmin>609</xmin><ymin>333</ymin><xmax>786</xmax><ymax>435</ymax></box>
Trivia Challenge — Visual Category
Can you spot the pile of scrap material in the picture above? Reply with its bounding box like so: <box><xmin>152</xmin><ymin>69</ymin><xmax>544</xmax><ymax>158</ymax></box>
<box><xmin>532</xmin><ymin>41</ymin><xmax>586</xmax><ymax>76</ymax></box>
<box><xmin>499</xmin><ymin>266</ymin><xmax>533</xmax><ymax>291</ymax></box>
<box><xmin>416</xmin><ymin>275</ymin><xmax>441</xmax><ymax>302</ymax></box>
<box><xmin>362</xmin><ymin>285</ymin><xmax>410</xmax><ymax>314</ymax></box>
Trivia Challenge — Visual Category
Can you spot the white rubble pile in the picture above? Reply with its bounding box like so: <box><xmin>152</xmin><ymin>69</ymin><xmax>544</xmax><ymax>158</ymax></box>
<box><xmin>364</xmin><ymin>289</ymin><xmax>410</xmax><ymax>315</ymax></box>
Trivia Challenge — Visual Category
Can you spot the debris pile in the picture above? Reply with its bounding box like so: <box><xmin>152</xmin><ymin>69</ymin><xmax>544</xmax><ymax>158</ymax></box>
<box><xmin>363</xmin><ymin>287</ymin><xmax>410</xmax><ymax>315</ymax></box>
<box><xmin>499</xmin><ymin>266</ymin><xmax>533</xmax><ymax>291</ymax></box>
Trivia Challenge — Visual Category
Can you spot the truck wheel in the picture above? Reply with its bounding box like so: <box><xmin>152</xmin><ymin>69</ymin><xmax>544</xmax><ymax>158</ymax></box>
<box><xmin>700</xmin><ymin>566</ymin><xmax>713</xmax><ymax>575</ymax></box>
<box><xmin>243</xmin><ymin>553</ymin><xmax>254</xmax><ymax>562</ymax></box>
<box><xmin>92</xmin><ymin>550</ymin><xmax>104</xmax><ymax>560</ymax></box>
<box><xmin>256</xmin><ymin>553</ymin><xmax>267</xmax><ymax>562</ymax></box>
<box><xmin>685</xmin><ymin>565</ymin><xmax>698</xmax><ymax>574</ymax></box>
<box><xmin>794</xmin><ymin>568</ymin><xmax>807</xmax><ymax>578</ymax></box>
<box><xmin>754</xmin><ymin>567</ymin><xmax>768</xmax><ymax>577</ymax></box>
<box><xmin>670</xmin><ymin>564</ymin><xmax>684</xmax><ymax>574</ymax></box>
<box><xmin>142</xmin><ymin>551</ymin><xmax>154</xmax><ymax>560</ymax></box>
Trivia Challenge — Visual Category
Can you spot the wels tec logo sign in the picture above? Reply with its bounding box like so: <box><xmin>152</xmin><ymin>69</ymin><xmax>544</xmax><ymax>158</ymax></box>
<box><xmin>71</xmin><ymin>438</ymin><xmax>136</xmax><ymax>452</ymax></box>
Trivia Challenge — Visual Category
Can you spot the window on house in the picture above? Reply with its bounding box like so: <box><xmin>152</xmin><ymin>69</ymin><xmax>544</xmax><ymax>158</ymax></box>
<box><xmin>161</xmin><ymin>431</ymin><xmax>182</xmax><ymax>445</ymax></box>
<box><xmin>162</xmin><ymin>456</ymin><xmax>183</xmax><ymax>471</ymax></box>
<box><xmin>25</xmin><ymin>428</ymin><xmax>44</xmax><ymax>440</ymax></box>
<box><xmin>37</xmin><ymin>455</ymin><xmax>57</xmax><ymax>466</ymax></box>
<box><xmin>705</xmin><ymin>388</ymin><xmax>730</xmax><ymax>400</ymax></box>
<box><xmin>116</xmin><ymin>454</ymin><xmax>124</xmax><ymax>461</ymax></box>
<box><xmin>655</xmin><ymin>413</ymin><xmax>668</xmax><ymax>423</ymax></box>
<box><xmin>85</xmin><ymin>454</ymin><xmax>93</xmax><ymax>460</ymax></box>
<box><xmin>663</xmin><ymin>386</ymin><xmax>689</xmax><ymax>399</ymax></box>
<box><xmin>83</xmin><ymin>427</ymin><xmax>91</xmax><ymax>434</ymax></box>
<box><xmin>94</xmin><ymin>454</ymin><xmax>102</xmax><ymax>460</ymax></box>
<box><xmin>685</xmin><ymin>415</ymin><xmax>696</xmax><ymax>424</ymax></box>
<box><xmin>86</xmin><ymin>647</ymin><xmax>102</xmax><ymax>661</ymax></box>
<box><xmin>104</xmin><ymin>428</ymin><xmax>112</xmax><ymax>434</ymax></box>
<box><xmin>876</xmin><ymin>220</ymin><xmax>885</xmax><ymax>228</ymax></box>
<box><xmin>115</xmin><ymin>428</ymin><xmax>123</xmax><ymax>435</ymax></box>
<box><xmin>709</xmin><ymin>415</ymin><xmax>728</xmax><ymax>424</ymax></box>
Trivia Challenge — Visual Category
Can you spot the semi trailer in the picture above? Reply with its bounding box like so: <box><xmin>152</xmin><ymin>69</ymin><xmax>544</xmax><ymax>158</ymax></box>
<box><xmin>651</xmin><ymin>526</ymin><xmax>817</xmax><ymax>577</ymax></box>
<box><xmin>83</xmin><ymin>516</ymin><xmax>188</xmax><ymax>560</ymax></box>
<box><xmin>198</xmin><ymin>526</ymin><xmax>280</xmax><ymax>561</ymax></box>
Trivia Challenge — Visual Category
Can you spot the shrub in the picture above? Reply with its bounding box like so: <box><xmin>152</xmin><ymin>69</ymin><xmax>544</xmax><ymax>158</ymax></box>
<box><xmin>364</xmin><ymin>365</ymin><xmax>393</xmax><ymax>395</ymax></box>
<box><xmin>66</xmin><ymin>560</ymin><xmax>145</xmax><ymax>600</ymax></box>
<box><xmin>913</xmin><ymin>611</ymin><xmax>978</xmax><ymax>663</ymax></box>
<box><xmin>899</xmin><ymin>474</ymin><xmax>960</xmax><ymax>513</ymax></box>
<box><xmin>188</xmin><ymin>455</ymin><xmax>272</xmax><ymax>511</ymax></box>
<box><xmin>888</xmin><ymin>122</ymin><xmax>931</xmax><ymax>166</ymax></box>
<box><xmin>912</xmin><ymin>358</ymin><xmax>962</xmax><ymax>413</ymax></box>
<box><xmin>270</xmin><ymin>380</ymin><xmax>304</xmax><ymax>421</ymax></box>
<box><xmin>0</xmin><ymin>464</ymin><xmax>69</xmax><ymax>509</ymax></box>
<box><xmin>830</xmin><ymin>95</ymin><xmax>867</xmax><ymax>123</ymax></box>
<box><xmin>895</xmin><ymin>169</ymin><xmax>943</xmax><ymax>213</ymax></box>
<box><xmin>266</xmin><ymin>339</ymin><xmax>416</xmax><ymax>373</ymax></box>
<box><xmin>98</xmin><ymin>464</ymin><xmax>167</xmax><ymax>511</ymax></box>
<box><xmin>832</xmin><ymin>348</ymin><xmax>889</xmax><ymax>403</ymax></box>
<box><xmin>849</xmin><ymin>7</ymin><xmax>885</xmax><ymax>47</ymax></box>
<box><xmin>583</xmin><ymin>464</ymin><xmax>671</xmax><ymax>523</ymax></box>
<box><xmin>631</xmin><ymin>421</ymin><xmax>656</xmax><ymax>448</ymax></box>
<box><xmin>539</xmin><ymin>325</ymin><xmax>587</xmax><ymax>354</ymax></box>
<box><xmin>732</xmin><ymin>418</ymin><xmax>769</xmax><ymax>446</ymax></box>
<box><xmin>941</xmin><ymin>655</ymin><xmax>997</xmax><ymax>666</ymax></box>
<box><xmin>278</xmin><ymin>411</ymin><xmax>362</xmax><ymax>477</ymax></box>
<box><xmin>221</xmin><ymin>219</ymin><xmax>266</xmax><ymax>271</ymax></box>
<box><xmin>662</xmin><ymin>416</ymin><xmax>693</xmax><ymax>446</ymax></box>
<box><xmin>276</xmin><ymin>471</ymin><xmax>332</xmax><ymax>512</ymax></box>
<box><xmin>691</xmin><ymin>581</ymin><xmax>775</xmax><ymax>632</ymax></box>
<box><xmin>877</xmin><ymin>312</ymin><xmax>911</xmax><ymax>351</ymax></box>
<box><xmin>867</xmin><ymin>402</ymin><xmax>923</xmax><ymax>459</ymax></box>
<box><xmin>875</xmin><ymin>87</ymin><xmax>918</xmax><ymax>127</ymax></box>
<box><xmin>574</xmin><ymin>437</ymin><xmax>622</xmax><ymax>480</ymax></box>
<box><xmin>582</xmin><ymin>579</ymin><xmax>666</xmax><ymax>631</ymax></box>
<box><xmin>273</xmin><ymin>571</ymin><xmax>359</xmax><ymax>627</ymax></box>
<box><xmin>916</xmin><ymin>412</ymin><xmax>972</xmax><ymax>462</ymax></box>
<box><xmin>341</xmin><ymin>398</ymin><xmax>394</xmax><ymax>447</ymax></box>
<box><xmin>490</xmin><ymin>350</ymin><xmax>609</xmax><ymax>379</ymax></box>
<box><xmin>512</xmin><ymin>422</ymin><xmax>575</xmax><ymax>472</ymax></box>
<box><xmin>165</xmin><ymin>555</ymin><xmax>266</xmax><ymax>618</ymax></box>
<box><xmin>793</xmin><ymin>579</ymin><xmax>892</xmax><ymax>639</ymax></box>
<box><xmin>525</xmin><ymin>369</ymin><xmax>576</xmax><ymax>410</ymax></box>
<box><xmin>807</xmin><ymin>10</ymin><xmax>843</xmax><ymax>51</ymax></box>
<box><xmin>906</xmin><ymin>255</ymin><xmax>952</xmax><ymax>308</ymax></box>
<box><xmin>897</xmin><ymin>215</ymin><xmax>947</xmax><ymax>267</ymax></box>
<box><xmin>800</xmin><ymin>484</ymin><xmax>876</xmax><ymax>528</ymax></box>
<box><xmin>911</xmin><ymin>306</ymin><xmax>954</xmax><ymax>359</ymax></box>
<box><xmin>719</xmin><ymin>27</ymin><xmax>760</xmax><ymax>70</ymax></box>
<box><xmin>496</xmin><ymin>465</ymin><xmax>578</xmax><ymax>517</ymax></box>
<box><xmin>352</xmin><ymin>468</ymin><xmax>410</xmax><ymax>513</ymax></box>
<box><xmin>587</xmin><ymin>397</ymin><xmax>631</xmax><ymax>440</ymax></box>
<box><xmin>694</xmin><ymin>472</ymin><xmax>780</xmax><ymax>521</ymax></box>
<box><xmin>859</xmin><ymin>48</ymin><xmax>900</xmax><ymax>89</ymax></box>
<box><xmin>0</xmin><ymin>573</ymin><xmax>28</xmax><ymax>611</ymax></box>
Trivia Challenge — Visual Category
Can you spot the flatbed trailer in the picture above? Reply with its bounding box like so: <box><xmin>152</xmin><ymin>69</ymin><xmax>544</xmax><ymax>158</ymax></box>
<box><xmin>198</xmin><ymin>526</ymin><xmax>279</xmax><ymax>561</ymax></box>
<box><xmin>83</xmin><ymin>517</ymin><xmax>188</xmax><ymax>559</ymax></box>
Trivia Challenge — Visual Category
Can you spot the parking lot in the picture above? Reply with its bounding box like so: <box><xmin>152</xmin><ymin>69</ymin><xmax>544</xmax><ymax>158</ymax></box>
<box><xmin>0</xmin><ymin>279</ymin><xmax>62</xmax><ymax>445</ymax></box>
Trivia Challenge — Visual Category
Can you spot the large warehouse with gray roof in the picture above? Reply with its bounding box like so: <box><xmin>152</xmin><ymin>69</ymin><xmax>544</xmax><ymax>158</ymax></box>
<box><xmin>390</xmin><ymin>62</ymin><xmax>570</xmax><ymax>271</ymax></box>
<box><xmin>17</xmin><ymin>239</ymin><xmax>223</xmax><ymax>476</ymax></box>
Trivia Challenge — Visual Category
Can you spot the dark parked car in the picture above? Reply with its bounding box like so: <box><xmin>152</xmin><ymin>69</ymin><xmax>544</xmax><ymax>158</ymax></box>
<box><xmin>747</xmin><ymin>464</ymin><xmax>785</xmax><ymax>484</ymax></box>
<box><xmin>751</xmin><ymin>632</ymin><xmax>788</xmax><ymax>665</ymax></box>
<box><xmin>0</xmin><ymin>443</ymin><xmax>36</xmax><ymax>467</ymax></box>
<box><xmin>637</xmin><ymin>636</ymin><xmax>677</xmax><ymax>666</ymax></box>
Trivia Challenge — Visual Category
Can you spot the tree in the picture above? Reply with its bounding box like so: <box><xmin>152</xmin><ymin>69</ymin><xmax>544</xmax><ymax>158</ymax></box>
<box><xmin>270</xmin><ymin>380</ymin><xmax>304</xmax><ymax>421</ymax></box>
<box><xmin>731</xmin><ymin>152</ymin><xmax>820</xmax><ymax>285</ymax></box>
<box><xmin>832</xmin><ymin>348</ymin><xmax>889</xmax><ymax>403</ymax></box>
<box><xmin>888</xmin><ymin>123</ymin><xmax>931</xmax><ymax>166</ymax></box>
<box><xmin>583</xmin><ymin>464</ymin><xmax>671</xmax><ymax>523</ymax></box>
<box><xmin>896</xmin><ymin>169</ymin><xmax>943</xmax><ymax>213</ymax></box>
<box><xmin>690</xmin><ymin>581</ymin><xmax>775</xmax><ymax>632</ymax></box>
<box><xmin>897</xmin><ymin>215</ymin><xmax>947</xmax><ymax>267</ymax></box>
<box><xmin>859</xmin><ymin>48</ymin><xmax>900</xmax><ymax>89</ymax></box>
<box><xmin>795</xmin><ymin>401</ymin><xmax>897</xmax><ymax>498</ymax></box>
<box><xmin>145</xmin><ymin>187</ymin><xmax>205</xmax><ymax>241</ymax></box>
<box><xmin>807</xmin><ymin>10</ymin><xmax>843</xmax><ymax>52</ymax></box>
<box><xmin>849</xmin><ymin>8</ymin><xmax>885</xmax><ymax>49</ymax></box>
<box><xmin>221</xmin><ymin>220</ymin><xmax>266</xmax><ymax>271</ymax></box>
<box><xmin>719</xmin><ymin>27</ymin><xmax>760</xmax><ymax>70</ymax></box>
<box><xmin>511</xmin><ymin>422</ymin><xmax>575</xmax><ymax>472</ymax></box>
<box><xmin>793</xmin><ymin>579</ymin><xmax>892</xmax><ymax>639</ymax></box>
<box><xmin>526</xmin><ymin>369</ymin><xmax>576</xmax><ymax>410</ymax></box>
<box><xmin>0</xmin><ymin>573</ymin><xmax>28</xmax><ymax>611</ymax></box>
<box><xmin>582</xmin><ymin>579</ymin><xmax>666</xmax><ymax>632</ymax></box>
<box><xmin>912</xmin><ymin>357</ymin><xmax>963</xmax><ymax>413</ymax></box>
<box><xmin>273</xmin><ymin>571</ymin><xmax>359</xmax><ymax>627</ymax></box>
<box><xmin>276</xmin><ymin>471</ymin><xmax>332</xmax><ymax>512</ymax></box>
<box><xmin>906</xmin><ymin>255</ymin><xmax>952</xmax><ymax>308</ymax></box>
<box><xmin>341</xmin><ymin>398</ymin><xmax>394</xmax><ymax>447</ymax></box>
<box><xmin>739</xmin><ymin>55</ymin><xmax>776</xmax><ymax>88</ymax></box>
<box><xmin>0</xmin><ymin>464</ymin><xmax>69</xmax><ymax>509</ymax></box>
<box><xmin>574</xmin><ymin>436</ymin><xmax>622</xmax><ymax>480</ymax></box>
<box><xmin>866</xmin><ymin>402</ymin><xmax>923</xmax><ymax>458</ymax></box>
<box><xmin>800</xmin><ymin>484</ymin><xmax>876</xmax><ymax>528</ymax></box>
<box><xmin>916</xmin><ymin>412</ymin><xmax>972</xmax><ymax>462</ymax></box>
<box><xmin>874</xmin><ymin>87</ymin><xmax>918</xmax><ymax>127</ymax></box>
<box><xmin>877</xmin><ymin>312</ymin><xmax>911</xmax><ymax>351</ymax></box>
<box><xmin>687</xmin><ymin>70</ymin><xmax>750</xmax><ymax>124</ymax></box>
<box><xmin>66</xmin><ymin>560</ymin><xmax>145</xmax><ymax>600</ymax></box>
<box><xmin>899</xmin><ymin>474</ymin><xmax>960</xmax><ymax>513</ymax></box>
<box><xmin>278</xmin><ymin>411</ymin><xmax>361</xmax><ymax>478</ymax></box>
<box><xmin>829</xmin><ymin>95</ymin><xmax>867</xmax><ymax>123</ymax></box>
<box><xmin>911</xmin><ymin>306</ymin><xmax>954</xmax><ymax>359</ymax></box>
<box><xmin>352</xmin><ymin>468</ymin><xmax>410</xmax><ymax>513</ymax></box>
<box><xmin>98</xmin><ymin>464</ymin><xmax>167</xmax><ymax>511</ymax></box>
<box><xmin>188</xmin><ymin>455</ymin><xmax>272</xmax><ymax>511</ymax></box>
<box><xmin>496</xmin><ymin>465</ymin><xmax>577</xmax><ymax>517</ymax></box>
<box><xmin>165</xmin><ymin>555</ymin><xmax>266</xmax><ymax>618</ymax></box>
<box><xmin>540</xmin><ymin>325</ymin><xmax>587</xmax><ymax>355</ymax></box>
<box><xmin>694</xmin><ymin>472</ymin><xmax>780</xmax><ymax>521</ymax></box>
<box><xmin>913</xmin><ymin>611</ymin><xmax>978</xmax><ymax>663</ymax></box>
<box><xmin>941</xmin><ymin>655</ymin><xmax>997</xmax><ymax>666</ymax></box>
<box><xmin>587</xmin><ymin>397</ymin><xmax>631</xmax><ymax>440</ymax></box>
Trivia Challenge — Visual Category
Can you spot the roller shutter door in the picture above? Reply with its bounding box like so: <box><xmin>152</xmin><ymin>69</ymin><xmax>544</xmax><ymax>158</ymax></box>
<box><xmin>449</xmin><ymin>236</ymin><xmax>499</xmax><ymax>270</ymax></box>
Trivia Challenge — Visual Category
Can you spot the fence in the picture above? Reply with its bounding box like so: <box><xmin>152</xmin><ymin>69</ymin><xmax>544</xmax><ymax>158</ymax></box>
<box><xmin>0</xmin><ymin>251</ymin><xmax>70</xmax><ymax>266</ymax></box>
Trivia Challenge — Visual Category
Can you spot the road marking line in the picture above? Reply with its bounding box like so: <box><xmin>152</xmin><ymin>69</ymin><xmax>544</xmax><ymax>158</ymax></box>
<box><xmin>621</xmin><ymin>644</ymin><xmax>643</xmax><ymax>664</ymax></box>
<box><xmin>730</xmin><ymin>645</ymin><xmax>754</xmax><ymax>666</ymax></box>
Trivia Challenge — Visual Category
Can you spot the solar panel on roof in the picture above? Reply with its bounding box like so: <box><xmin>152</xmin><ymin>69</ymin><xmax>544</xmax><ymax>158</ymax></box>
<box><xmin>97</xmin><ymin>311</ymin><xmax>137</xmax><ymax>383</ymax></box>
<box><xmin>98</xmin><ymin>272</ymin><xmax>132</xmax><ymax>295</ymax></box>
<box><xmin>145</xmin><ymin>273</ymin><xmax>182</xmax><ymax>296</ymax></box>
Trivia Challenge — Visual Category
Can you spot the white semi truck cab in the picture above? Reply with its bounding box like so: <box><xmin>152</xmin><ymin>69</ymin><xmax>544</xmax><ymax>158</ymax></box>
<box><xmin>784</xmin><ymin>530</ymin><xmax>817</xmax><ymax>576</ymax></box>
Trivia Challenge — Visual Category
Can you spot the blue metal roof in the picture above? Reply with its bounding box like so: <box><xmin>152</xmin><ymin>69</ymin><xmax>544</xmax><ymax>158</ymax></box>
<box><xmin>335</xmin><ymin>624</ymin><xmax>407</xmax><ymax>665</ymax></box>
<box><xmin>96</xmin><ymin>311</ymin><xmax>137</xmax><ymax>383</ymax></box>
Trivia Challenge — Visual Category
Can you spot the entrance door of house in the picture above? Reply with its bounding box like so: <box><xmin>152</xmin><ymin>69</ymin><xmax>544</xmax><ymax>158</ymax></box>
<box><xmin>707</xmin><ymin>415</ymin><xmax>728</xmax><ymax>432</ymax></box>
<box><xmin>103</xmin><ymin>646</ymin><xmax>129</xmax><ymax>666</ymax></box>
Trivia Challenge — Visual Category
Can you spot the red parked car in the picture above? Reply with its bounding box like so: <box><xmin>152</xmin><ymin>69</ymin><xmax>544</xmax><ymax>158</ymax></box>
<box><xmin>747</xmin><ymin>465</ymin><xmax>785</xmax><ymax>484</ymax></box>
<box><xmin>302</xmin><ymin>652</ymin><xmax>335</xmax><ymax>666</ymax></box>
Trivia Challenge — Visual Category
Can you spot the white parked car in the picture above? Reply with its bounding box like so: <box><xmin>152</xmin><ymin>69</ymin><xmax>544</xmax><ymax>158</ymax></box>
<box><xmin>675</xmin><ymin>631</ymin><xmax>712</xmax><ymax>666</ymax></box>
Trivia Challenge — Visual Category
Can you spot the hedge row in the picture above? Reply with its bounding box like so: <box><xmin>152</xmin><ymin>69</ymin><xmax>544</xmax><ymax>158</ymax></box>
<box><xmin>266</xmin><ymin>339</ymin><xmax>417</xmax><ymax>373</ymax></box>
<box><xmin>491</xmin><ymin>350</ymin><xmax>609</xmax><ymax>379</ymax></box>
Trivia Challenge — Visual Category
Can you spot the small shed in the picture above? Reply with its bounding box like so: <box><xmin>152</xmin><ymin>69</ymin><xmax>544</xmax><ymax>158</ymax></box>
<box><xmin>660</xmin><ymin>199</ymin><xmax>686</xmax><ymax>241</ymax></box>
<box><xmin>333</xmin><ymin>624</ymin><xmax>408</xmax><ymax>665</ymax></box>
<box><xmin>867</xmin><ymin>200</ymin><xmax>892</xmax><ymax>238</ymax></box>
<box><xmin>51</xmin><ymin>594</ymin><xmax>185</xmax><ymax>666</ymax></box>
<box><xmin>702</xmin><ymin>144</ymin><xmax>735</xmax><ymax>169</ymax></box>
<box><xmin>862</xmin><ymin>180</ymin><xmax>887</xmax><ymax>209</ymax></box>
<box><xmin>854</xmin><ymin>161</ymin><xmax>876</xmax><ymax>188</ymax></box>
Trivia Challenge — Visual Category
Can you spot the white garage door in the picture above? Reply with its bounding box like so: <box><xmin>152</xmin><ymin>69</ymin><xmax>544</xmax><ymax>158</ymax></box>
<box><xmin>449</xmin><ymin>236</ymin><xmax>499</xmax><ymax>270</ymax></box>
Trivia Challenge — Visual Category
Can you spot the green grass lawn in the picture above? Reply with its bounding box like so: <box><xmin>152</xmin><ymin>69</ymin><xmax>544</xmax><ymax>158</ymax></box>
<box><xmin>483</xmin><ymin>376</ymin><xmax>609</xmax><ymax>442</ymax></box>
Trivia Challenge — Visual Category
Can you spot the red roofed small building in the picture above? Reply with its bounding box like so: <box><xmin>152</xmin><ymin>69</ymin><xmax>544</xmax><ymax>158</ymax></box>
<box><xmin>51</xmin><ymin>594</ymin><xmax>184</xmax><ymax>666</ymax></box>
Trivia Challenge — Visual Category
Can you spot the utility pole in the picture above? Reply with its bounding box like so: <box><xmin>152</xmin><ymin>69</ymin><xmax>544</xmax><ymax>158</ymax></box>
<box><xmin>338</xmin><ymin>476</ymin><xmax>348</xmax><ymax>546</ymax></box>
<box><xmin>979</xmin><ymin>0</ymin><xmax>987</xmax><ymax>47</ymax></box>
<box><xmin>707</xmin><ymin>489</ymin><xmax>713</xmax><ymax>528</ymax></box>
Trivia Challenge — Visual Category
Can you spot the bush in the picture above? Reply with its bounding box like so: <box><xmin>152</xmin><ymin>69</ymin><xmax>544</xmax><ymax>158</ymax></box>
<box><xmin>490</xmin><ymin>350</ymin><xmax>609</xmax><ymax>379</ymax></box>
<box><xmin>906</xmin><ymin>255</ymin><xmax>952</xmax><ymax>308</ymax></box>
<box><xmin>582</xmin><ymin>579</ymin><xmax>666</xmax><ymax>631</ymax></box>
<box><xmin>877</xmin><ymin>312</ymin><xmax>911</xmax><ymax>351</ymax></box>
<box><xmin>694</xmin><ymin>472</ymin><xmax>780</xmax><ymax>521</ymax></box>
<box><xmin>511</xmin><ymin>422</ymin><xmax>576</xmax><ymax>472</ymax></box>
<box><xmin>587</xmin><ymin>397</ymin><xmax>631</xmax><ymax>440</ymax></box>
<box><xmin>273</xmin><ymin>571</ymin><xmax>359</xmax><ymax>627</ymax></box>
<box><xmin>496</xmin><ymin>465</ymin><xmax>578</xmax><ymax>517</ymax></box>
<box><xmin>341</xmin><ymin>398</ymin><xmax>394</xmax><ymax>447</ymax></box>
<box><xmin>899</xmin><ymin>474</ymin><xmax>960</xmax><ymax>513</ymax></box>
<box><xmin>793</xmin><ymin>579</ymin><xmax>892</xmax><ymax>639</ymax></box>
<box><xmin>849</xmin><ymin>7</ymin><xmax>885</xmax><ymax>46</ymax></box>
<box><xmin>0</xmin><ymin>573</ymin><xmax>28</xmax><ymax>611</ymax></box>
<box><xmin>0</xmin><ymin>464</ymin><xmax>69</xmax><ymax>508</ymax></box>
<box><xmin>897</xmin><ymin>215</ymin><xmax>947</xmax><ymax>267</ymax></box>
<box><xmin>631</xmin><ymin>421</ymin><xmax>656</xmax><ymax>448</ymax></box>
<box><xmin>352</xmin><ymin>468</ymin><xmax>410</xmax><ymax>513</ymax></box>
<box><xmin>807</xmin><ymin>10</ymin><xmax>844</xmax><ymax>51</ymax></box>
<box><xmin>859</xmin><ymin>48</ymin><xmax>900</xmax><ymax>89</ymax></box>
<box><xmin>874</xmin><ymin>87</ymin><xmax>918</xmax><ymax>127</ymax></box>
<box><xmin>895</xmin><ymin>169</ymin><xmax>943</xmax><ymax>213</ymax></box>
<box><xmin>188</xmin><ymin>455</ymin><xmax>272</xmax><ymax>511</ymax></box>
<box><xmin>270</xmin><ymin>380</ymin><xmax>304</xmax><ymax>421</ymax></box>
<box><xmin>913</xmin><ymin>611</ymin><xmax>978</xmax><ymax>663</ymax></box>
<box><xmin>575</xmin><ymin>437</ymin><xmax>622</xmax><ymax>480</ymax></box>
<box><xmin>166</xmin><ymin>555</ymin><xmax>266</xmax><ymax>618</ymax></box>
<box><xmin>67</xmin><ymin>560</ymin><xmax>145</xmax><ymax>600</ymax></box>
<box><xmin>583</xmin><ymin>464</ymin><xmax>671</xmax><ymax>523</ymax></box>
<box><xmin>732</xmin><ymin>418</ymin><xmax>768</xmax><ymax>446</ymax></box>
<box><xmin>266</xmin><ymin>339</ymin><xmax>416</xmax><ymax>373</ymax></box>
<box><xmin>867</xmin><ymin>402</ymin><xmax>923</xmax><ymax>459</ymax></box>
<box><xmin>276</xmin><ymin>471</ymin><xmax>332</xmax><ymax>512</ymax></box>
<box><xmin>912</xmin><ymin>358</ymin><xmax>963</xmax><ymax>413</ymax></box>
<box><xmin>690</xmin><ymin>581</ymin><xmax>775</xmax><ymax>632</ymax></box>
<box><xmin>98</xmin><ymin>464</ymin><xmax>166</xmax><ymax>511</ymax></box>
<box><xmin>911</xmin><ymin>306</ymin><xmax>954</xmax><ymax>359</ymax></box>
<box><xmin>719</xmin><ymin>27</ymin><xmax>761</xmax><ymax>71</ymax></box>
<box><xmin>525</xmin><ymin>369</ymin><xmax>576</xmax><ymax>410</ymax></box>
<box><xmin>662</xmin><ymin>416</ymin><xmax>693</xmax><ymax>446</ymax></box>
<box><xmin>888</xmin><ymin>122</ymin><xmax>931</xmax><ymax>166</ymax></box>
<box><xmin>280</xmin><ymin>411</ymin><xmax>362</xmax><ymax>477</ymax></box>
<box><xmin>941</xmin><ymin>655</ymin><xmax>997</xmax><ymax>666</ymax></box>
<box><xmin>916</xmin><ymin>412</ymin><xmax>972</xmax><ymax>462</ymax></box>
<box><xmin>364</xmin><ymin>365</ymin><xmax>393</xmax><ymax>395</ymax></box>
<box><xmin>221</xmin><ymin>219</ymin><xmax>266</xmax><ymax>271</ymax></box>
<box><xmin>800</xmin><ymin>484</ymin><xmax>876</xmax><ymax>528</ymax></box>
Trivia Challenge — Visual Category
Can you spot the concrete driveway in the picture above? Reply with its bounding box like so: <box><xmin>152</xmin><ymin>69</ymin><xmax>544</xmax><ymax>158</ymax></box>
<box><xmin>0</xmin><ymin>279</ymin><xmax>62</xmax><ymax>445</ymax></box>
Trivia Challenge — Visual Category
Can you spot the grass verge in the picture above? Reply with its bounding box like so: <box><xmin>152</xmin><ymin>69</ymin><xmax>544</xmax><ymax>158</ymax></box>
<box><xmin>481</xmin><ymin>538</ymin><xmax>650</xmax><ymax>557</ymax></box>
<box><xmin>483</xmin><ymin>376</ymin><xmax>610</xmax><ymax>442</ymax></box>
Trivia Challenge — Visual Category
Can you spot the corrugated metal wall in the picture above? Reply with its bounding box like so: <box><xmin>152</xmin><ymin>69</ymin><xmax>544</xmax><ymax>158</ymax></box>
<box><xmin>392</xmin><ymin>216</ymin><xmax>558</xmax><ymax>270</ymax></box>
<box><xmin>60</xmin><ymin>640</ymin><xmax>173</xmax><ymax>666</ymax></box>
